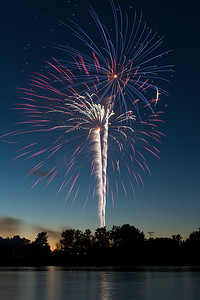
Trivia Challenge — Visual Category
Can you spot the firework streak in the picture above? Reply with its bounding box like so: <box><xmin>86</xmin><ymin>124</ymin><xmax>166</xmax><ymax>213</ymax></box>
<box><xmin>101</xmin><ymin>114</ymin><xmax>108</xmax><ymax>227</ymax></box>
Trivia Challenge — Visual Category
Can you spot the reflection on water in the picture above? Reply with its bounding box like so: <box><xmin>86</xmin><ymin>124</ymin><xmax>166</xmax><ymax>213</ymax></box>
<box><xmin>0</xmin><ymin>266</ymin><xmax>200</xmax><ymax>300</ymax></box>
<box><xmin>99</xmin><ymin>272</ymin><xmax>110</xmax><ymax>300</ymax></box>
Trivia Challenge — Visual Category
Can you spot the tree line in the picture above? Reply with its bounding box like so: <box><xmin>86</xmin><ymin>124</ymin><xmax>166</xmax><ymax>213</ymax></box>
<box><xmin>0</xmin><ymin>224</ymin><xmax>200</xmax><ymax>266</ymax></box>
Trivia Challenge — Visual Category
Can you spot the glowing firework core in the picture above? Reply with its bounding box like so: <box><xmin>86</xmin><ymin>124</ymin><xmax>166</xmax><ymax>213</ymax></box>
<box><xmin>113</xmin><ymin>74</ymin><xmax>118</xmax><ymax>79</ymax></box>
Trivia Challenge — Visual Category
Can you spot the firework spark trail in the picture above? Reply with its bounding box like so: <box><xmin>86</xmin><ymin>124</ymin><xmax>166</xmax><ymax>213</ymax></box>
<box><xmin>101</xmin><ymin>113</ymin><xmax>109</xmax><ymax>227</ymax></box>
<box><xmin>92</xmin><ymin>127</ymin><xmax>104</xmax><ymax>227</ymax></box>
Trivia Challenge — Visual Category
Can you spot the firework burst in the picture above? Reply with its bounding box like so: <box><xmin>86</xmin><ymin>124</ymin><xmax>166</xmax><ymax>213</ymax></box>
<box><xmin>1</xmin><ymin>3</ymin><xmax>172</xmax><ymax>227</ymax></box>
<box><xmin>1</xmin><ymin>65</ymin><xmax>139</xmax><ymax>226</ymax></box>
<box><xmin>57</xmin><ymin>1</ymin><xmax>173</xmax><ymax>116</ymax></box>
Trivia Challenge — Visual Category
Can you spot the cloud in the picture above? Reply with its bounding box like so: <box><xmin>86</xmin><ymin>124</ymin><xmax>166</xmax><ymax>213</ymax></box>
<box><xmin>0</xmin><ymin>216</ymin><xmax>23</xmax><ymax>235</ymax></box>
<box><xmin>30</xmin><ymin>225</ymin><xmax>72</xmax><ymax>248</ymax></box>
<box><xmin>0</xmin><ymin>216</ymin><xmax>70</xmax><ymax>248</ymax></box>
<box><xmin>31</xmin><ymin>225</ymin><xmax>62</xmax><ymax>240</ymax></box>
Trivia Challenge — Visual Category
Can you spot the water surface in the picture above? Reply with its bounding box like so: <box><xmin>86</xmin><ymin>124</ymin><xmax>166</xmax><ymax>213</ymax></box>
<box><xmin>0</xmin><ymin>266</ymin><xmax>200</xmax><ymax>300</ymax></box>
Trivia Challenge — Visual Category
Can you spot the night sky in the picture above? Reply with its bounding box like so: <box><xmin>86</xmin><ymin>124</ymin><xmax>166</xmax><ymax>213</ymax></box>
<box><xmin>1</xmin><ymin>0</ymin><xmax>200</xmax><ymax>248</ymax></box>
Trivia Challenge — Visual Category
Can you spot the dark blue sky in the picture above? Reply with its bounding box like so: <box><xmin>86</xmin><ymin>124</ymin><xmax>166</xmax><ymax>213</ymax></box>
<box><xmin>1</xmin><ymin>0</ymin><xmax>200</xmax><ymax>246</ymax></box>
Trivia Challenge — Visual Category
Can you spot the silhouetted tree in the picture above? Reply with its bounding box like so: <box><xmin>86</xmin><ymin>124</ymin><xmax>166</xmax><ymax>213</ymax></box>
<box><xmin>60</xmin><ymin>229</ymin><xmax>76</xmax><ymax>253</ymax></box>
<box><xmin>34</xmin><ymin>232</ymin><xmax>49</xmax><ymax>247</ymax></box>
<box><xmin>78</xmin><ymin>229</ymin><xmax>92</xmax><ymax>254</ymax></box>
<box><xmin>94</xmin><ymin>227</ymin><xmax>110</xmax><ymax>248</ymax></box>
<box><xmin>184</xmin><ymin>228</ymin><xmax>200</xmax><ymax>264</ymax></box>
<box><xmin>187</xmin><ymin>229</ymin><xmax>200</xmax><ymax>246</ymax></box>
<box><xmin>109</xmin><ymin>224</ymin><xmax>145</xmax><ymax>264</ymax></box>
<box><xmin>172</xmin><ymin>234</ymin><xmax>182</xmax><ymax>245</ymax></box>
<box><xmin>110</xmin><ymin>224</ymin><xmax>145</xmax><ymax>250</ymax></box>
<box><xmin>82</xmin><ymin>229</ymin><xmax>92</xmax><ymax>250</ymax></box>
<box><xmin>109</xmin><ymin>225</ymin><xmax>121</xmax><ymax>248</ymax></box>
<box><xmin>30</xmin><ymin>232</ymin><xmax>50</xmax><ymax>262</ymax></box>
<box><xmin>1</xmin><ymin>226</ymin><xmax>200</xmax><ymax>266</ymax></box>
<box><xmin>0</xmin><ymin>235</ymin><xmax>31</xmax><ymax>265</ymax></box>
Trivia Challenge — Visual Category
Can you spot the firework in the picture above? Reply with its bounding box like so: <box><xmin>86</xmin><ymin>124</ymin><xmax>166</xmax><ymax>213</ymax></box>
<box><xmin>1</xmin><ymin>62</ymin><xmax>164</xmax><ymax>226</ymax></box>
<box><xmin>40</xmin><ymin>93</ymin><xmax>136</xmax><ymax>227</ymax></box>
<box><xmin>57</xmin><ymin>1</ymin><xmax>173</xmax><ymax>116</ymax></box>
<box><xmin>60</xmin><ymin>94</ymin><xmax>112</xmax><ymax>227</ymax></box>
<box><xmin>1</xmin><ymin>3</ymin><xmax>172</xmax><ymax>227</ymax></box>
<box><xmin>1</xmin><ymin>59</ymin><xmax>137</xmax><ymax>226</ymax></box>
